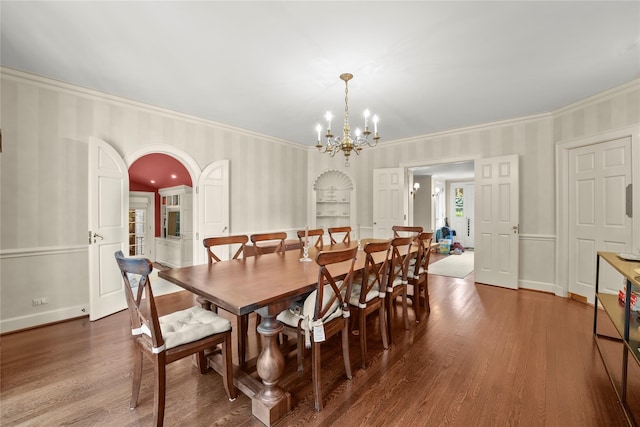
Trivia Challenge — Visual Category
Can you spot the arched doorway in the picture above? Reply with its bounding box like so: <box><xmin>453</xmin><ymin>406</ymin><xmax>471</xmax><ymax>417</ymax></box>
<box><xmin>125</xmin><ymin>145</ymin><xmax>201</xmax><ymax>265</ymax></box>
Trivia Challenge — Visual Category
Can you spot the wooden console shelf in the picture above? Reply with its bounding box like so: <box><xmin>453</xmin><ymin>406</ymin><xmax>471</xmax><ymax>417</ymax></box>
<box><xmin>594</xmin><ymin>251</ymin><xmax>640</xmax><ymax>426</ymax></box>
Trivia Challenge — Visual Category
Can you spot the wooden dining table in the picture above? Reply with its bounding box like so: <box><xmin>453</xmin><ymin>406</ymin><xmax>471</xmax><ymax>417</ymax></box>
<box><xmin>158</xmin><ymin>239</ymin><xmax>407</xmax><ymax>426</ymax></box>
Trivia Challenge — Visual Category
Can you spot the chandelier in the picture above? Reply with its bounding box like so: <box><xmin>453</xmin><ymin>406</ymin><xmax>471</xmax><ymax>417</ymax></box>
<box><xmin>315</xmin><ymin>73</ymin><xmax>380</xmax><ymax>166</ymax></box>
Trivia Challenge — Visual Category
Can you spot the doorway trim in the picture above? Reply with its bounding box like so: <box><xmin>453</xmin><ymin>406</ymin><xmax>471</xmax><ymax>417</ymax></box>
<box><xmin>401</xmin><ymin>154</ymin><xmax>479</xmax><ymax>232</ymax></box>
<box><xmin>125</xmin><ymin>144</ymin><xmax>201</xmax><ymax>266</ymax></box>
<box><xmin>556</xmin><ymin>125</ymin><xmax>640</xmax><ymax>299</ymax></box>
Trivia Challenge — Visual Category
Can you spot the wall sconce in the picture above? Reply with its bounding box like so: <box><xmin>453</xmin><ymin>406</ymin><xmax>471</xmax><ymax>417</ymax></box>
<box><xmin>432</xmin><ymin>187</ymin><xmax>441</xmax><ymax>197</ymax></box>
<box><xmin>411</xmin><ymin>182</ymin><xmax>420</xmax><ymax>199</ymax></box>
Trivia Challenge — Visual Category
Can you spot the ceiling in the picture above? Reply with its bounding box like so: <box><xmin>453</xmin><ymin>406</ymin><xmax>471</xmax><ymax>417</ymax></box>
<box><xmin>129</xmin><ymin>153</ymin><xmax>192</xmax><ymax>190</ymax></box>
<box><xmin>2</xmin><ymin>1</ymin><xmax>639</xmax><ymax>148</ymax></box>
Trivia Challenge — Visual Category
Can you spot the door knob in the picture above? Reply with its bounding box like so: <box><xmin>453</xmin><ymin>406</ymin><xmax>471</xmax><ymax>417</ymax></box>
<box><xmin>89</xmin><ymin>232</ymin><xmax>104</xmax><ymax>243</ymax></box>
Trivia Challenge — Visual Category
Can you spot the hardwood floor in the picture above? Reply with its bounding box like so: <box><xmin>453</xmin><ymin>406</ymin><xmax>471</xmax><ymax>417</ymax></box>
<box><xmin>1</xmin><ymin>254</ymin><xmax>635</xmax><ymax>426</ymax></box>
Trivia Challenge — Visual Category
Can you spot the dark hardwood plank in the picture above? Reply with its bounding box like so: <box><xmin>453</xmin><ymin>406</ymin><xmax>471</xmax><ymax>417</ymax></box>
<box><xmin>0</xmin><ymin>260</ymin><xmax>632</xmax><ymax>426</ymax></box>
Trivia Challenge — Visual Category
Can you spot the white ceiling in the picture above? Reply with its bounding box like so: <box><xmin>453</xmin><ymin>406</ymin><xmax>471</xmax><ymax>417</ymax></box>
<box><xmin>2</xmin><ymin>1</ymin><xmax>639</xmax><ymax>147</ymax></box>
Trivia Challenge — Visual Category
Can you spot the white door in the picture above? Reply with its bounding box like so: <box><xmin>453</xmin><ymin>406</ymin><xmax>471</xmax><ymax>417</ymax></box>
<box><xmin>197</xmin><ymin>160</ymin><xmax>230</xmax><ymax>264</ymax></box>
<box><xmin>474</xmin><ymin>155</ymin><xmax>519</xmax><ymax>289</ymax></box>
<box><xmin>88</xmin><ymin>137</ymin><xmax>129</xmax><ymax>320</ymax></box>
<box><xmin>373</xmin><ymin>168</ymin><xmax>405</xmax><ymax>239</ymax></box>
<box><xmin>568</xmin><ymin>138</ymin><xmax>632</xmax><ymax>302</ymax></box>
<box><xmin>449</xmin><ymin>182</ymin><xmax>475</xmax><ymax>248</ymax></box>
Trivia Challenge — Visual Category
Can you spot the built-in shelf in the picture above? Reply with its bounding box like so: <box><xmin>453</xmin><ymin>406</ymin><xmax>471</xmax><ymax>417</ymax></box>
<box><xmin>156</xmin><ymin>185</ymin><xmax>193</xmax><ymax>268</ymax></box>
<box><xmin>312</xmin><ymin>170</ymin><xmax>355</xmax><ymax>231</ymax></box>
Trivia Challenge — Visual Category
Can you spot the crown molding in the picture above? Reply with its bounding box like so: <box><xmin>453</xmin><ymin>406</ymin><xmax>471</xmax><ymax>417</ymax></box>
<box><xmin>382</xmin><ymin>112</ymin><xmax>553</xmax><ymax>149</ymax></box>
<box><xmin>551</xmin><ymin>78</ymin><xmax>640</xmax><ymax>116</ymax></box>
<box><xmin>0</xmin><ymin>66</ymin><xmax>306</xmax><ymax>151</ymax></box>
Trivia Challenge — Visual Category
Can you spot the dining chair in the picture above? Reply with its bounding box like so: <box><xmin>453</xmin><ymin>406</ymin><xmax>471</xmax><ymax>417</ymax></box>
<box><xmin>328</xmin><ymin>226</ymin><xmax>351</xmax><ymax>244</ymax></box>
<box><xmin>201</xmin><ymin>235</ymin><xmax>251</xmax><ymax>365</ymax></box>
<box><xmin>392</xmin><ymin>225</ymin><xmax>423</xmax><ymax>241</ymax></box>
<box><xmin>114</xmin><ymin>250</ymin><xmax>236</xmax><ymax>427</ymax></box>
<box><xmin>249</xmin><ymin>232</ymin><xmax>287</xmax><ymax>255</ymax></box>
<box><xmin>348</xmin><ymin>239</ymin><xmax>392</xmax><ymax>369</ymax></box>
<box><xmin>297</xmin><ymin>228</ymin><xmax>324</xmax><ymax>250</ymax></box>
<box><xmin>407</xmin><ymin>232</ymin><xmax>434</xmax><ymax>321</ymax></box>
<box><xmin>276</xmin><ymin>246</ymin><xmax>358</xmax><ymax>411</ymax></box>
<box><xmin>386</xmin><ymin>236</ymin><xmax>413</xmax><ymax>345</ymax></box>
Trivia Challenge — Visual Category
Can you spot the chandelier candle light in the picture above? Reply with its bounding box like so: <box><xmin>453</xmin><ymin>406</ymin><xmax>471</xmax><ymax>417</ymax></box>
<box><xmin>315</xmin><ymin>73</ymin><xmax>380</xmax><ymax>166</ymax></box>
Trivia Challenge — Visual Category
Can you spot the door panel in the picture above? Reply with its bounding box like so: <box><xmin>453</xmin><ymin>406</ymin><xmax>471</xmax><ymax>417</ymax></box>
<box><xmin>89</xmin><ymin>137</ymin><xmax>128</xmax><ymax>320</ymax></box>
<box><xmin>373</xmin><ymin>168</ymin><xmax>404</xmax><ymax>238</ymax></box>
<box><xmin>474</xmin><ymin>155</ymin><xmax>519</xmax><ymax>289</ymax></box>
<box><xmin>197</xmin><ymin>160</ymin><xmax>230</xmax><ymax>264</ymax></box>
<box><xmin>568</xmin><ymin>138</ymin><xmax>632</xmax><ymax>302</ymax></box>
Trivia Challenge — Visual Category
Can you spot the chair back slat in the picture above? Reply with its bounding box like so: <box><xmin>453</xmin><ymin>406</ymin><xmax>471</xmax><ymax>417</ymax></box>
<box><xmin>388</xmin><ymin>237</ymin><xmax>413</xmax><ymax>290</ymax></box>
<box><xmin>392</xmin><ymin>225</ymin><xmax>423</xmax><ymax>240</ymax></box>
<box><xmin>416</xmin><ymin>232</ymin><xmax>434</xmax><ymax>273</ymax></box>
<box><xmin>297</xmin><ymin>228</ymin><xmax>324</xmax><ymax>249</ymax></box>
<box><xmin>313</xmin><ymin>246</ymin><xmax>358</xmax><ymax>322</ymax></box>
<box><xmin>250</xmin><ymin>232</ymin><xmax>287</xmax><ymax>255</ymax></box>
<box><xmin>328</xmin><ymin>226</ymin><xmax>352</xmax><ymax>244</ymax></box>
<box><xmin>359</xmin><ymin>240</ymin><xmax>392</xmax><ymax>305</ymax></box>
<box><xmin>203</xmin><ymin>235</ymin><xmax>248</xmax><ymax>264</ymax></box>
<box><xmin>114</xmin><ymin>250</ymin><xmax>164</xmax><ymax>351</ymax></box>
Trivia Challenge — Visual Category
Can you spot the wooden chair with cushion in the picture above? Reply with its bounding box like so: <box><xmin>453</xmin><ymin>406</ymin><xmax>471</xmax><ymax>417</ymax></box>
<box><xmin>114</xmin><ymin>250</ymin><xmax>236</xmax><ymax>427</ymax></box>
<box><xmin>276</xmin><ymin>246</ymin><xmax>358</xmax><ymax>411</ymax></box>
<box><xmin>297</xmin><ymin>228</ymin><xmax>324</xmax><ymax>250</ymax></box>
<box><xmin>385</xmin><ymin>236</ymin><xmax>413</xmax><ymax>345</ymax></box>
<box><xmin>407</xmin><ymin>232</ymin><xmax>434</xmax><ymax>321</ymax></box>
<box><xmin>328</xmin><ymin>226</ymin><xmax>351</xmax><ymax>244</ymax></box>
<box><xmin>200</xmin><ymin>235</ymin><xmax>251</xmax><ymax>365</ymax></box>
<box><xmin>249</xmin><ymin>232</ymin><xmax>287</xmax><ymax>255</ymax></box>
<box><xmin>348</xmin><ymin>239</ymin><xmax>392</xmax><ymax>369</ymax></box>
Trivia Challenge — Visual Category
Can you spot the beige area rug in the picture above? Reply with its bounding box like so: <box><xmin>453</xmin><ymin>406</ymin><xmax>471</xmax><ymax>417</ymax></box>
<box><xmin>429</xmin><ymin>250</ymin><xmax>474</xmax><ymax>278</ymax></box>
<box><xmin>130</xmin><ymin>268</ymin><xmax>183</xmax><ymax>297</ymax></box>
<box><xmin>149</xmin><ymin>269</ymin><xmax>184</xmax><ymax>296</ymax></box>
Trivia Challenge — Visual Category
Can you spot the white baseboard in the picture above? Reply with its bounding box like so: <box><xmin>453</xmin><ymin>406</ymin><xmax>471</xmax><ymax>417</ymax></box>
<box><xmin>1</xmin><ymin>305</ymin><xmax>88</xmax><ymax>334</ymax></box>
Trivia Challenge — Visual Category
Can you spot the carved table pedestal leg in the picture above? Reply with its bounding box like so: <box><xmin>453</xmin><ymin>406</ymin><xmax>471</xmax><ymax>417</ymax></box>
<box><xmin>252</xmin><ymin>309</ymin><xmax>291</xmax><ymax>426</ymax></box>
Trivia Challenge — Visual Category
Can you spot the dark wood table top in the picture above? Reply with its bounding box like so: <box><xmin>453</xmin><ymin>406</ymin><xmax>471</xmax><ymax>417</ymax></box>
<box><xmin>158</xmin><ymin>239</ymin><xmax>402</xmax><ymax>317</ymax></box>
<box><xmin>159</xmin><ymin>242</ymin><xmax>351</xmax><ymax>316</ymax></box>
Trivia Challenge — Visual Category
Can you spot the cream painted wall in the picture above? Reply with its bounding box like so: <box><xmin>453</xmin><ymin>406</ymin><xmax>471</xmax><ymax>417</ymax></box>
<box><xmin>0</xmin><ymin>68</ymin><xmax>307</xmax><ymax>331</ymax></box>
<box><xmin>1</xmin><ymin>67</ymin><xmax>639</xmax><ymax>332</ymax></box>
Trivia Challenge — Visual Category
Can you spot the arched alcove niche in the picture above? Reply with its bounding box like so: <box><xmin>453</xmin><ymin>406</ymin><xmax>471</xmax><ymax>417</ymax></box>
<box><xmin>312</xmin><ymin>169</ymin><xmax>356</xmax><ymax>232</ymax></box>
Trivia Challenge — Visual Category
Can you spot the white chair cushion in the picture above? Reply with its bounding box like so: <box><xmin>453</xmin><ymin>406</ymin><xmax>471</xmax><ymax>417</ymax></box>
<box><xmin>277</xmin><ymin>283</ymin><xmax>343</xmax><ymax>330</ymax></box>
<box><xmin>390</xmin><ymin>277</ymin><xmax>406</xmax><ymax>288</ymax></box>
<box><xmin>407</xmin><ymin>267</ymin><xmax>425</xmax><ymax>279</ymax></box>
<box><xmin>349</xmin><ymin>283</ymin><xmax>381</xmax><ymax>306</ymax></box>
<box><xmin>159</xmin><ymin>306</ymin><xmax>231</xmax><ymax>350</ymax></box>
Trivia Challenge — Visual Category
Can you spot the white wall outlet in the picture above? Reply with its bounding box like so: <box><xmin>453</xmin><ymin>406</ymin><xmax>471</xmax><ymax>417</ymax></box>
<box><xmin>32</xmin><ymin>297</ymin><xmax>49</xmax><ymax>307</ymax></box>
